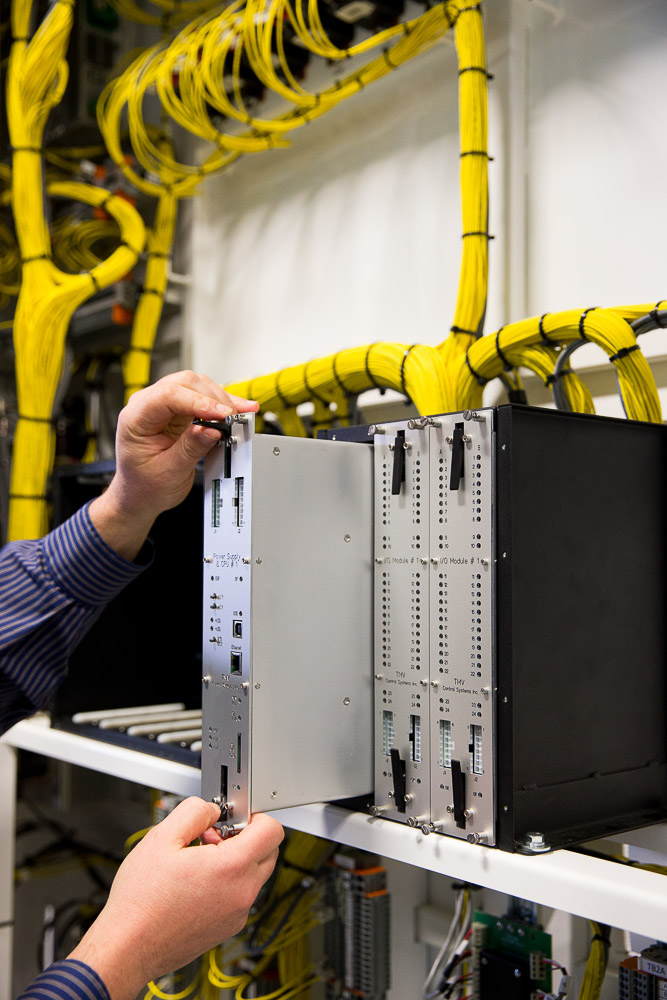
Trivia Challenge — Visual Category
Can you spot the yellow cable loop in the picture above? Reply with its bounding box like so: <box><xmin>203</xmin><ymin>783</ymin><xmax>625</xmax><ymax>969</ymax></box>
<box><xmin>457</xmin><ymin>310</ymin><xmax>661</xmax><ymax>422</ymax></box>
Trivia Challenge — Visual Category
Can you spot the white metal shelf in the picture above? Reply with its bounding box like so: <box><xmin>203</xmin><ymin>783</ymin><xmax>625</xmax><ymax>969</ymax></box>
<box><xmin>4</xmin><ymin>717</ymin><xmax>667</xmax><ymax>939</ymax></box>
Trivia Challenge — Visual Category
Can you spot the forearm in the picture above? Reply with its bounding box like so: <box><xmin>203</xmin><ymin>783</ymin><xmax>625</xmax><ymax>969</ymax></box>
<box><xmin>16</xmin><ymin>959</ymin><xmax>110</xmax><ymax>1000</ymax></box>
<box><xmin>0</xmin><ymin>503</ymin><xmax>150</xmax><ymax>732</ymax></box>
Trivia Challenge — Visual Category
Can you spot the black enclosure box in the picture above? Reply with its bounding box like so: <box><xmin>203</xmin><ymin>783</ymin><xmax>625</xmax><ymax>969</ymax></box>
<box><xmin>493</xmin><ymin>405</ymin><xmax>667</xmax><ymax>850</ymax></box>
<box><xmin>50</xmin><ymin>462</ymin><xmax>203</xmax><ymax>723</ymax></box>
<box><xmin>324</xmin><ymin>405</ymin><xmax>667</xmax><ymax>851</ymax></box>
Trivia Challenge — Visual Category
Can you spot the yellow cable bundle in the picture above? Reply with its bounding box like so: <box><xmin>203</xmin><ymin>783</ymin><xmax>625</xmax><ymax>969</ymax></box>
<box><xmin>438</xmin><ymin>0</ymin><xmax>489</xmax><ymax>409</ymax></box>
<box><xmin>455</xmin><ymin>308</ymin><xmax>661</xmax><ymax>422</ymax></box>
<box><xmin>577</xmin><ymin>921</ymin><xmax>608</xmax><ymax>1000</ymax></box>
<box><xmin>122</xmin><ymin>189</ymin><xmax>178</xmax><ymax>402</ymax></box>
<box><xmin>226</xmin><ymin>342</ymin><xmax>450</xmax><ymax>423</ymax></box>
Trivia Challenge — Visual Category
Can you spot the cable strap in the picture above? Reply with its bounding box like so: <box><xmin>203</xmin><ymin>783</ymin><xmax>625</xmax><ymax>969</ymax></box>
<box><xmin>274</xmin><ymin>371</ymin><xmax>290</xmax><ymax>409</ymax></box>
<box><xmin>89</xmin><ymin>272</ymin><xmax>101</xmax><ymax>292</ymax></box>
<box><xmin>460</xmin><ymin>149</ymin><xmax>493</xmax><ymax>160</ymax></box>
<box><xmin>465</xmin><ymin>349</ymin><xmax>486</xmax><ymax>386</ymax></box>
<box><xmin>545</xmin><ymin>369</ymin><xmax>572</xmax><ymax>386</ymax></box>
<box><xmin>458</xmin><ymin>66</ymin><xmax>493</xmax><ymax>79</ymax></box>
<box><xmin>364</xmin><ymin>344</ymin><xmax>386</xmax><ymax>394</ymax></box>
<box><xmin>462</xmin><ymin>231</ymin><xmax>495</xmax><ymax>239</ymax></box>
<box><xmin>140</xmin><ymin>287</ymin><xmax>164</xmax><ymax>298</ymax></box>
<box><xmin>17</xmin><ymin>414</ymin><xmax>54</xmax><ymax>424</ymax></box>
<box><xmin>538</xmin><ymin>313</ymin><xmax>551</xmax><ymax>346</ymax></box>
<box><xmin>303</xmin><ymin>363</ymin><xmax>330</xmax><ymax>407</ymax></box>
<box><xmin>451</xmin><ymin>324</ymin><xmax>478</xmax><ymax>336</ymax></box>
<box><xmin>126</xmin><ymin>346</ymin><xmax>152</xmax><ymax>355</ymax></box>
<box><xmin>609</xmin><ymin>344</ymin><xmax>640</xmax><ymax>363</ymax></box>
<box><xmin>383</xmin><ymin>48</ymin><xmax>397</xmax><ymax>69</ymax></box>
<box><xmin>21</xmin><ymin>254</ymin><xmax>51</xmax><ymax>264</ymax></box>
<box><xmin>9</xmin><ymin>493</ymin><xmax>49</xmax><ymax>500</ymax></box>
<box><xmin>578</xmin><ymin>306</ymin><xmax>598</xmax><ymax>342</ymax></box>
<box><xmin>331</xmin><ymin>354</ymin><xmax>348</xmax><ymax>395</ymax></box>
<box><xmin>400</xmin><ymin>345</ymin><xmax>418</xmax><ymax>398</ymax></box>
<box><xmin>495</xmin><ymin>326</ymin><xmax>512</xmax><ymax>371</ymax></box>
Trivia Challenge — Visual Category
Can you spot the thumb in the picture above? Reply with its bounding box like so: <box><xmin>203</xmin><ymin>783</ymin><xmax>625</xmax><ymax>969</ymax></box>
<box><xmin>155</xmin><ymin>797</ymin><xmax>221</xmax><ymax>847</ymax></box>
<box><xmin>161</xmin><ymin>425</ymin><xmax>221</xmax><ymax>476</ymax></box>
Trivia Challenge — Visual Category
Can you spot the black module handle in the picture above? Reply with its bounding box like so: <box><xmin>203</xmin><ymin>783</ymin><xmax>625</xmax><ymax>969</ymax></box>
<box><xmin>390</xmin><ymin>747</ymin><xmax>407</xmax><ymax>813</ymax></box>
<box><xmin>449</xmin><ymin>422</ymin><xmax>465</xmax><ymax>491</ymax></box>
<box><xmin>451</xmin><ymin>759</ymin><xmax>467</xmax><ymax>828</ymax></box>
<box><xmin>391</xmin><ymin>431</ymin><xmax>406</xmax><ymax>495</ymax></box>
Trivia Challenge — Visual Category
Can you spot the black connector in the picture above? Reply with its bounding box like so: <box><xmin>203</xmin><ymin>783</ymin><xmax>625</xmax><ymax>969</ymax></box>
<box><xmin>230</xmin><ymin>651</ymin><xmax>242</xmax><ymax>674</ymax></box>
<box><xmin>390</xmin><ymin>747</ymin><xmax>407</xmax><ymax>812</ymax></box>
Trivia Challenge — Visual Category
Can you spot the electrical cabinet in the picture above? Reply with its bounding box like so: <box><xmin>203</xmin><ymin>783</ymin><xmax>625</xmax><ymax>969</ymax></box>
<box><xmin>202</xmin><ymin>406</ymin><xmax>667</xmax><ymax>851</ymax></box>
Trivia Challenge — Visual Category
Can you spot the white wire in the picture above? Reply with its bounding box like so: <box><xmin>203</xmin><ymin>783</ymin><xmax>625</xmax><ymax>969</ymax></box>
<box><xmin>422</xmin><ymin>889</ymin><xmax>470</xmax><ymax>1000</ymax></box>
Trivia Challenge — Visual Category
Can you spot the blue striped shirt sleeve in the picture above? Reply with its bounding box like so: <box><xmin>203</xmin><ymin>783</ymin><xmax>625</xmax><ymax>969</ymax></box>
<box><xmin>0</xmin><ymin>501</ymin><xmax>152</xmax><ymax>735</ymax></box>
<box><xmin>16</xmin><ymin>958</ymin><xmax>110</xmax><ymax>1000</ymax></box>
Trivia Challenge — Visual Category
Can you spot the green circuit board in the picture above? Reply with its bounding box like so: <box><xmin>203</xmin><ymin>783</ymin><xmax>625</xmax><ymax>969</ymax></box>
<box><xmin>473</xmin><ymin>910</ymin><xmax>553</xmax><ymax>997</ymax></box>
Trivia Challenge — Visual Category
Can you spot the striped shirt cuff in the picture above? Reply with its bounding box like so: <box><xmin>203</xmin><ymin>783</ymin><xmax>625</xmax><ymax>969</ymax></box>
<box><xmin>17</xmin><ymin>959</ymin><xmax>110</xmax><ymax>1000</ymax></box>
<box><xmin>43</xmin><ymin>501</ymin><xmax>152</xmax><ymax>606</ymax></box>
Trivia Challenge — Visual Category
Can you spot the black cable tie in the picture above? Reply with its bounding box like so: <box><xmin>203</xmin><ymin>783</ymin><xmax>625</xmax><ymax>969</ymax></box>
<box><xmin>274</xmin><ymin>371</ymin><xmax>290</xmax><ymax>409</ymax></box>
<box><xmin>443</xmin><ymin>6</ymin><xmax>456</xmax><ymax>28</ymax></box>
<box><xmin>462</xmin><ymin>231</ymin><xmax>494</xmax><ymax>239</ymax></box>
<box><xmin>12</xmin><ymin>36</ymin><xmax>30</xmax><ymax>42</ymax></box>
<box><xmin>400</xmin><ymin>344</ymin><xmax>418</xmax><ymax>399</ymax></box>
<box><xmin>120</xmin><ymin>241</ymin><xmax>140</xmax><ymax>255</ymax></box>
<box><xmin>591</xmin><ymin>934</ymin><xmax>611</xmax><ymax>945</ymax></box>
<box><xmin>9</xmin><ymin>493</ymin><xmax>49</xmax><ymax>500</ymax></box>
<box><xmin>450</xmin><ymin>324</ymin><xmax>478</xmax><ymax>336</ymax></box>
<box><xmin>609</xmin><ymin>344</ymin><xmax>640</xmax><ymax>364</ymax></box>
<box><xmin>458</xmin><ymin>66</ymin><xmax>493</xmax><ymax>80</ymax></box>
<box><xmin>331</xmin><ymin>354</ymin><xmax>348</xmax><ymax>395</ymax></box>
<box><xmin>465</xmin><ymin>349</ymin><xmax>486</xmax><ymax>387</ymax></box>
<box><xmin>578</xmin><ymin>306</ymin><xmax>598</xmax><ymax>342</ymax></box>
<box><xmin>99</xmin><ymin>195</ymin><xmax>114</xmax><ymax>211</ymax></box>
<box><xmin>538</xmin><ymin>312</ymin><xmax>551</xmax><ymax>346</ymax></box>
<box><xmin>17</xmin><ymin>414</ymin><xmax>54</xmax><ymax>424</ymax></box>
<box><xmin>21</xmin><ymin>254</ymin><xmax>51</xmax><ymax>264</ymax></box>
<box><xmin>460</xmin><ymin>150</ymin><xmax>493</xmax><ymax>160</ymax></box>
<box><xmin>146</xmin><ymin>251</ymin><xmax>171</xmax><ymax>259</ymax></box>
<box><xmin>303</xmin><ymin>362</ymin><xmax>330</xmax><ymax>407</ymax></box>
<box><xmin>12</xmin><ymin>145</ymin><xmax>42</xmax><ymax>154</ymax></box>
<box><xmin>364</xmin><ymin>344</ymin><xmax>386</xmax><ymax>395</ymax></box>
<box><xmin>140</xmin><ymin>287</ymin><xmax>164</xmax><ymax>298</ymax></box>
<box><xmin>124</xmin><ymin>383</ymin><xmax>146</xmax><ymax>390</ymax></box>
<box><xmin>333</xmin><ymin>79</ymin><xmax>343</xmax><ymax>90</ymax></box>
<box><xmin>383</xmin><ymin>48</ymin><xmax>397</xmax><ymax>69</ymax></box>
<box><xmin>495</xmin><ymin>326</ymin><xmax>512</xmax><ymax>371</ymax></box>
<box><xmin>355</xmin><ymin>75</ymin><xmax>366</xmax><ymax>90</ymax></box>
<box><xmin>402</xmin><ymin>21</ymin><xmax>413</xmax><ymax>35</ymax></box>
<box><xmin>546</xmin><ymin>369</ymin><xmax>572</xmax><ymax>386</ymax></box>
<box><xmin>89</xmin><ymin>272</ymin><xmax>100</xmax><ymax>293</ymax></box>
<box><xmin>126</xmin><ymin>346</ymin><xmax>153</xmax><ymax>355</ymax></box>
<box><xmin>649</xmin><ymin>303</ymin><xmax>667</xmax><ymax>328</ymax></box>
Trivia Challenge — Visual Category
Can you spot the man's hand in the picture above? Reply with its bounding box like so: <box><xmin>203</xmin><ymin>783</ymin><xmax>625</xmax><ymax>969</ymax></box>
<box><xmin>89</xmin><ymin>371</ymin><xmax>258</xmax><ymax>559</ymax></box>
<box><xmin>68</xmin><ymin>798</ymin><xmax>284</xmax><ymax>1000</ymax></box>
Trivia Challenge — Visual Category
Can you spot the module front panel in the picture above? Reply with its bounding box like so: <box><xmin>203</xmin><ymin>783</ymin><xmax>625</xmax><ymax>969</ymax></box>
<box><xmin>428</xmin><ymin>411</ymin><xmax>495</xmax><ymax>845</ymax></box>
<box><xmin>202</xmin><ymin>419</ymin><xmax>374</xmax><ymax>830</ymax></box>
<box><xmin>201</xmin><ymin>416</ymin><xmax>254</xmax><ymax>829</ymax></box>
<box><xmin>373</xmin><ymin>421</ymin><xmax>431</xmax><ymax>826</ymax></box>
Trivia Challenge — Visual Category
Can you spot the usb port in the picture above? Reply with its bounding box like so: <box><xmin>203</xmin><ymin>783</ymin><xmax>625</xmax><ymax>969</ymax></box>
<box><xmin>230</xmin><ymin>651</ymin><xmax>242</xmax><ymax>674</ymax></box>
<box><xmin>233</xmin><ymin>620</ymin><xmax>243</xmax><ymax>639</ymax></box>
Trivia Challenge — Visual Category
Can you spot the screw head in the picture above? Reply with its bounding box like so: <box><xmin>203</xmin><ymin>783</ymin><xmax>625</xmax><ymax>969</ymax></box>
<box><xmin>519</xmin><ymin>831</ymin><xmax>551</xmax><ymax>853</ymax></box>
<box><xmin>254</xmin><ymin>683</ymin><xmax>261</xmax><ymax>690</ymax></box>
<box><xmin>273</xmin><ymin>446</ymin><xmax>280</xmax><ymax>455</ymax></box>
<box><xmin>344</xmin><ymin>534</ymin><xmax>351</xmax><ymax>543</ymax></box>
<box><xmin>343</xmin><ymin>697</ymin><xmax>351</xmax><ymax>706</ymax></box>
<box><xmin>270</xmin><ymin>791</ymin><xmax>278</xmax><ymax>800</ymax></box>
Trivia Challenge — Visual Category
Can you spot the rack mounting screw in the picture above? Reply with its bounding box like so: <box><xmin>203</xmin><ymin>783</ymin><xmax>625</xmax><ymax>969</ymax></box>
<box><xmin>203</xmin><ymin>556</ymin><xmax>213</xmax><ymax>563</ymax></box>
<box><xmin>519</xmin><ymin>831</ymin><xmax>551</xmax><ymax>854</ymax></box>
<box><xmin>445</xmin><ymin>436</ymin><xmax>453</xmax><ymax>444</ymax></box>
<box><xmin>273</xmin><ymin>446</ymin><xmax>280</xmax><ymax>456</ymax></box>
<box><xmin>463</xmin><ymin>410</ymin><xmax>486</xmax><ymax>422</ymax></box>
<box><xmin>368</xmin><ymin>425</ymin><xmax>386</xmax><ymax>435</ymax></box>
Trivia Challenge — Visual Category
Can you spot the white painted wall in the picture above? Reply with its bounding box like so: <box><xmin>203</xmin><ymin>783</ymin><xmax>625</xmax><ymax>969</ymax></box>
<box><xmin>186</xmin><ymin>0</ymin><xmax>667</xmax><ymax>424</ymax></box>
